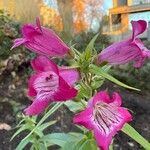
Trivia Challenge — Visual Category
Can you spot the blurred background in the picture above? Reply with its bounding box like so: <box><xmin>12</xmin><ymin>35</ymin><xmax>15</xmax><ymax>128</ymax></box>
<box><xmin>0</xmin><ymin>0</ymin><xmax>150</xmax><ymax>149</ymax></box>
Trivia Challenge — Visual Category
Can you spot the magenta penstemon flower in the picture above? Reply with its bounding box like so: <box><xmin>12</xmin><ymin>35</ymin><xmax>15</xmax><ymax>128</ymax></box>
<box><xmin>98</xmin><ymin>20</ymin><xmax>150</xmax><ymax>68</ymax></box>
<box><xmin>73</xmin><ymin>91</ymin><xmax>132</xmax><ymax>150</ymax></box>
<box><xmin>11</xmin><ymin>18</ymin><xmax>70</xmax><ymax>57</ymax></box>
<box><xmin>25</xmin><ymin>56</ymin><xmax>79</xmax><ymax>115</ymax></box>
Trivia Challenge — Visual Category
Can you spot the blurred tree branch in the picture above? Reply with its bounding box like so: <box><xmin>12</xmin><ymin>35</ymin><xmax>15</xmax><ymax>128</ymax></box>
<box><xmin>56</xmin><ymin>0</ymin><xmax>74</xmax><ymax>40</ymax></box>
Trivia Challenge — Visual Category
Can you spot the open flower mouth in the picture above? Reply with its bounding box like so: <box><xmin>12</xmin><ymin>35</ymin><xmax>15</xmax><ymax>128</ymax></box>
<box><xmin>94</xmin><ymin>102</ymin><xmax>123</xmax><ymax>135</ymax></box>
<box><xmin>34</xmin><ymin>71</ymin><xmax>59</xmax><ymax>96</ymax></box>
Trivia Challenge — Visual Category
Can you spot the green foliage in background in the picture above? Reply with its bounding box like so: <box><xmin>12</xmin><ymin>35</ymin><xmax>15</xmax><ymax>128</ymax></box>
<box><xmin>111</xmin><ymin>60</ymin><xmax>150</xmax><ymax>91</ymax></box>
<box><xmin>0</xmin><ymin>10</ymin><xmax>19</xmax><ymax>59</ymax></box>
<box><xmin>0</xmin><ymin>10</ymin><xmax>35</xmax><ymax>60</ymax></box>
<box><xmin>72</xmin><ymin>31</ymin><xmax>110</xmax><ymax>52</ymax></box>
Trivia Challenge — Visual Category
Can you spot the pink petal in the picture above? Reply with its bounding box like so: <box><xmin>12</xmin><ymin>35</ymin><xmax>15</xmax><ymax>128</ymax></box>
<box><xmin>92</xmin><ymin>91</ymin><xmax>122</xmax><ymax>107</ymax></box>
<box><xmin>52</xmin><ymin>77</ymin><xmax>77</xmax><ymax>101</ymax></box>
<box><xmin>131</xmin><ymin>20</ymin><xmax>147</xmax><ymax>40</ymax></box>
<box><xmin>102</xmin><ymin>43</ymin><xmax>141</xmax><ymax>65</ymax></box>
<box><xmin>33</xmin><ymin>71</ymin><xmax>59</xmax><ymax>95</ymax></box>
<box><xmin>98</xmin><ymin>39</ymin><xmax>131</xmax><ymax>64</ymax></box>
<box><xmin>111</xmin><ymin>92</ymin><xmax>122</xmax><ymax>106</ymax></box>
<box><xmin>24</xmin><ymin>27</ymin><xmax>69</xmax><ymax>57</ymax></box>
<box><xmin>26</xmin><ymin>71</ymin><xmax>59</xmax><ymax>115</ymax></box>
<box><xmin>133</xmin><ymin>55</ymin><xmax>145</xmax><ymax>68</ymax></box>
<box><xmin>118</xmin><ymin>107</ymin><xmax>132</xmax><ymax>122</ymax></box>
<box><xmin>98</xmin><ymin>20</ymin><xmax>148</xmax><ymax>68</ymax></box>
<box><xmin>31</xmin><ymin>56</ymin><xmax>59</xmax><ymax>74</ymax></box>
<box><xmin>13</xmin><ymin>18</ymin><xmax>70</xmax><ymax>57</ymax></box>
<box><xmin>73</xmin><ymin>91</ymin><xmax>132</xmax><ymax>150</ymax></box>
<box><xmin>36</xmin><ymin>17</ymin><xmax>42</xmax><ymax>32</ymax></box>
<box><xmin>134</xmin><ymin>38</ymin><xmax>145</xmax><ymax>49</ymax></box>
<box><xmin>92</xmin><ymin>91</ymin><xmax>111</xmax><ymax>106</ymax></box>
<box><xmin>93</xmin><ymin>104</ymin><xmax>132</xmax><ymax>150</ymax></box>
<box><xmin>59</xmin><ymin>68</ymin><xmax>80</xmax><ymax>86</ymax></box>
<box><xmin>24</xmin><ymin>97</ymin><xmax>49</xmax><ymax>115</ymax></box>
<box><xmin>73</xmin><ymin>107</ymin><xmax>93</xmax><ymax>129</ymax></box>
<box><xmin>25</xmin><ymin>42</ymin><xmax>55</xmax><ymax>56</ymax></box>
<box><xmin>39</xmin><ymin>27</ymin><xmax>70</xmax><ymax>56</ymax></box>
<box><xmin>93</xmin><ymin>128</ymin><xmax>111</xmax><ymax>150</ymax></box>
<box><xmin>21</xmin><ymin>24</ymin><xmax>40</xmax><ymax>38</ymax></box>
<box><xmin>143</xmin><ymin>49</ymin><xmax>150</xmax><ymax>59</ymax></box>
<box><xmin>11</xmin><ymin>38</ymin><xmax>28</xmax><ymax>50</ymax></box>
<box><xmin>28</xmin><ymin>74</ymin><xmax>38</xmax><ymax>97</ymax></box>
<box><xmin>132</xmin><ymin>38</ymin><xmax>150</xmax><ymax>68</ymax></box>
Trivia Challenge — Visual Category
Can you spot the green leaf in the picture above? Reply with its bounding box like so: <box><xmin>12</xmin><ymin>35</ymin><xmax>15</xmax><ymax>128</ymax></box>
<box><xmin>16</xmin><ymin>138</ymin><xmax>30</xmax><ymax>150</ymax></box>
<box><xmin>60</xmin><ymin>137</ymin><xmax>87</xmax><ymax>150</ymax></box>
<box><xmin>36</xmin><ymin>143</ymin><xmax>48</xmax><ymax>150</ymax></box>
<box><xmin>102</xmin><ymin>65</ymin><xmax>111</xmax><ymax>72</ymax></box>
<box><xmin>34</xmin><ymin>128</ymin><xmax>44</xmax><ymax>137</ymax></box>
<box><xmin>75</xmin><ymin>125</ymin><xmax>88</xmax><ymax>133</ymax></box>
<box><xmin>41</xmin><ymin>132</ymin><xmax>84</xmax><ymax>148</ymax></box>
<box><xmin>90</xmin><ymin>64</ymin><xmax>140</xmax><ymax>91</ymax></box>
<box><xmin>85</xmin><ymin>33</ymin><xmax>99</xmax><ymax>54</ymax></box>
<box><xmin>76</xmin><ymin>82</ymin><xmax>93</xmax><ymax>100</ymax></box>
<box><xmin>79</xmin><ymin>34</ymin><xmax>99</xmax><ymax>68</ymax></box>
<box><xmin>122</xmin><ymin>123</ymin><xmax>150</xmax><ymax>150</ymax></box>
<box><xmin>91</xmin><ymin>78</ymin><xmax>104</xmax><ymax>89</ymax></box>
<box><xmin>64</xmin><ymin>101</ymin><xmax>84</xmax><ymax>113</ymax></box>
<box><xmin>71</xmin><ymin>138</ymin><xmax>86</xmax><ymax>150</ymax></box>
<box><xmin>109</xmin><ymin>143</ymin><xmax>113</xmax><ymax>150</ymax></box>
<box><xmin>38</xmin><ymin>120</ymin><xmax>57</xmax><ymax>131</ymax></box>
<box><xmin>78</xmin><ymin>139</ymin><xmax>98</xmax><ymax>150</ymax></box>
<box><xmin>21</xmin><ymin>102</ymin><xmax>63</xmax><ymax>142</ymax></box>
<box><xmin>61</xmin><ymin>141</ymin><xmax>80</xmax><ymax>150</ymax></box>
<box><xmin>71</xmin><ymin>46</ymin><xmax>81</xmax><ymax>56</ymax></box>
<box><xmin>11</xmin><ymin>125</ymin><xmax>29</xmax><ymax>141</ymax></box>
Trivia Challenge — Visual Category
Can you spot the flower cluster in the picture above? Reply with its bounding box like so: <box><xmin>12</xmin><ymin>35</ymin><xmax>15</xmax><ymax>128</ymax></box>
<box><xmin>12</xmin><ymin>18</ymin><xmax>150</xmax><ymax>150</ymax></box>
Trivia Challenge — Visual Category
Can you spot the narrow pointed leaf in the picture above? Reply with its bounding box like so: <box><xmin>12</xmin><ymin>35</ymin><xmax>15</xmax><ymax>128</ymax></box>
<box><xmin>21</xmin><ymin>102</ymin><xmax>63</xmax><ymax>142</ymax></box>
<box><xmin>90</xmin><ymin>64</ymin><xmax>140</xmax><ymax>91</ymax></box>
<box><xmin>38</xmin><ymin>120</ymin><xmax>57</xmax><ymax>131</ymax></box>
<box><xmin>122</xmin><ymin>123</ymin><xmax>150</xmax><ymax>150</ymax></box>
<box><xmin>85</xmin><ymin>33</ymin><xmax>99</xmax><ymax>53</ymax></box>
<box><xmin>83</xmin><ymin>34</ymin><xmax>99</xmax><ymax>61</ymax></box>
<box><xmin>11</xmin><ymin>125</ymin><xmax>29</xmax><ymax>141</ymax></box>
<box><xmin>16</xmin><ymin>138</ymin><xmax>30</xmax><ymax>150</ymax></box>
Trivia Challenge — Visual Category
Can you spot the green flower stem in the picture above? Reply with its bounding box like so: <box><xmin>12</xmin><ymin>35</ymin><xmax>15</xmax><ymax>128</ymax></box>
<box><xmin>21</xmin><ymin>102</ymin><xmax>63</xmax><ymax>143</ymax></box>
<box><xmin>85</xmin><ymin>73</ymin><xmax>90</xmax><ymax>85</ymax></box>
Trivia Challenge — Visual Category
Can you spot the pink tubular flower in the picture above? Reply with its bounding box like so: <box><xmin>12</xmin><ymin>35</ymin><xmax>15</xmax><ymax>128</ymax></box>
<box><xmin>73</xmin><ymin>91</ymin><xmax>132</xmax><ymax>150</ymax></box>
<box><xmin>98</xmin><ymin>20</ymin><xmax>150</xmax><ymax>68</ymax></box>
<box><xmin>11</xmin><ymin>18</ymin><xmax>70</xmax><ymax>57</ymax></box>
<box><xmin>25</xmin><ymin>56</ymin><xmax>79</xmax><ymax>115</ymax></box>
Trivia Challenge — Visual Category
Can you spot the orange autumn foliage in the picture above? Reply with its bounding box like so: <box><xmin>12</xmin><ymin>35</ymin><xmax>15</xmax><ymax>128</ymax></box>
<box><xmin>40</xmin><ymin>4</ymin><xmax>63</xmax><ymax>32</ymax></box>
<box><xmin>74</xmin><ymin>20</ymin><xmax>88</xmax><ymax>33</ymax></box>
<box><xmin>0</xmin><ymin>0</ymin><xmax>88</xmax><ymax>33</ymax></box>
<box><xmin>40</xmin><ymin>0</ymin><xmax>88</xmax><ymax>33</ymax></box>
<box><xmin>0</xmin><ymin>0</ymin><xmax>102</xmax><ymax>33</ymax></box>
<box><xmin>73</xmin><ymin>0</ymin><xmax>88</xmax><ymax>33</ymax></box>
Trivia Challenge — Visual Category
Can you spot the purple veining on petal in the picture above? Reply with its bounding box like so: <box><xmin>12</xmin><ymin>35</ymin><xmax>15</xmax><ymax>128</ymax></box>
<box><xmin>93</xmin><ymin>102</ymin><xmax>123</xmax><ymax>135</ymax></box>
<box><xmin>33</xmin><ymin>71</ymin><xmax>59</xmax><ymax>95</ymax></box>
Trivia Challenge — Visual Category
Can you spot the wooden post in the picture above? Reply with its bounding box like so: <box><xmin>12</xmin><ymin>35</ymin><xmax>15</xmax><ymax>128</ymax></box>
<box><xmin>109</xmin><ymin>13</ymin><xmax>112</xmax><ymax>32</ymax></box>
